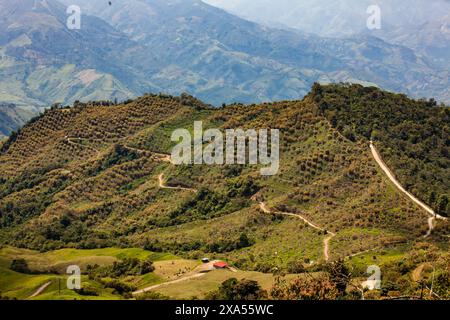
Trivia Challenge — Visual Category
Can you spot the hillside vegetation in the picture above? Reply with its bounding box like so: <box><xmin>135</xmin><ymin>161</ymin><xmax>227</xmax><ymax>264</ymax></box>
<box><xmin>0</xmin><ymin>84</ymin><xmax>449</xmax><ymax>300</ymax></box>
<box><xmin>312</xmin><ymin>83</ymin><xmax>449</xmax><ymax>217</ymax></box>
<box><xmin>2</xmin><ymin>0</ymin><xmax>450</xmax><ymax>139</ymax></box>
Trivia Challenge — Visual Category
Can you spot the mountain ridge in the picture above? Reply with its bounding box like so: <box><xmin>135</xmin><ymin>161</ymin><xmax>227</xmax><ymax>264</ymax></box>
<box><xmin>1</xmin><ymin>0</ymin><xmax>449</xmax><ymax>139</ymax></box>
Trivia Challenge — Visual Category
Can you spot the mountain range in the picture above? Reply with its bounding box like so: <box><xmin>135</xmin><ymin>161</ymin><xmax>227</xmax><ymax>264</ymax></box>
<box><xmin>0</xmin><ymin>0</ymin><xmax>449</xmax><ymax>139</ymax></box>
<box><xmin>206</xmin><ymin>0</ymin><xmax>450</xmax><ymax>68</ymax></box>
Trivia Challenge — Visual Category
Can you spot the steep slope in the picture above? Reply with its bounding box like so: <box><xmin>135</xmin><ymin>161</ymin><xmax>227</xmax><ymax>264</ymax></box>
<box><xmin>62</xmin><ymin>0</ymin><xmax>449</xmax><ymax>104</ymax></box>
<box><xmin>312</xmin><ymin>83</ymin><xmax>449</xmax><ymax>217</ymax></box>
<box><xmin>206</xmin><ymin>0</ymin><xmax>450</xmax><ymax>68</ymax></box>
<box><xmin>0</xmin><ymin>0</ymin><xmax>158</xmax><ymax>136</ymax></box>
<box><xmin>2</xmin><ymin>0</ymin><xmax>449</xmax><ymax>138</ymax></box>
<box><xmin>0</xmin><ymin>0</ymin><xmax>147</xmax><ymax>102</ymax></box>
<box><xmin>0</xmin><ymin>85</ymin><xmax>448</xmax><ymax>270</ymax></box>
<box><xmin>0</xmin><ymin>104</ymin><xmax>38</xmax><ymax>139</ymax></box>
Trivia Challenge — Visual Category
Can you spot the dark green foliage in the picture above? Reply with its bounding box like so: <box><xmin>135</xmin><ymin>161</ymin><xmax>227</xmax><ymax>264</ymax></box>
<box><xmin>433</xmin><ymin>272</ymin><xmax>450</xmax><ymax>298</ymax></box>
<box><xmin>151</xmin><ymin>189</ymin><xmax>232</xmax><ymax>227</ymax></box>
<box><xmin>222</xmin><ymin>165</ymin><xmax>243</xmax><ymax>178</ymax></box>
<box><xmin>325</xmin><ymin>259</ymin><xmax>351</xmax><ymax>295</ymax></box>
<box><xmin>87</xmin><ymin>258</ymin><xmax>155</xmax><ymax>278</ymax></box>
<box><xmin>436</xmin><ymin>195</ymin><xmax>449</xmax><ymax>217</ymax></box>
<box><xmin>89</xmin><ymin>144</ymin><xmax>141</xmax><ymax>176</ymax></box>
<box><xmin>151</xmin><ymin>181</ymin><xmax>258</xmax><ymax>227</ymax></box>
<box><xmin>75</xmin><ymin>286</ymin><xmax>99</xmax><ymax>296</ymax></box>
<box><xmin>313</xmin><ymin>83</ymin><xmax>449</xmax><ymax>216</ymax></box>
<box><xmin>227</xmin><ymin>178</ymin><xmax>260</xmax><ymax>198</ymax></box>
<box><xmin>0</xmin><ymin>164</ymin><xmax>65</xmax><ymax>198</ymax></box>
<box><xmin>287</xmin><ymin>260</ymin><xmax>306</xmax><ymax>273</ymax></box>
<box><xmin>206</xmin><ymin>233</ymin><xmax>254</xmax><ymax>253</ymax></box>
<box><xmin>0</xmin><ymin>171</ymin><xmax>70</xmax><ymax>228</ymax></box>
<box><xmin>206</xmin><ymin>278</ymin><xmax>267</xmax><ymax>300</ymax></box>
<box><xmin>10</xmin><ymin>259</ymin><xmax>31</xmax><ymax>274</ymax></box>
<box><xmin>103</xmin><ymin>279</ymin><xmax>136</xmax><ymax>296</ymax></box>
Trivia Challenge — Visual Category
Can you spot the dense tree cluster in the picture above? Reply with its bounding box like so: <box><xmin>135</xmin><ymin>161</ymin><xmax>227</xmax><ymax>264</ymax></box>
<box><xmin>206</xmin><ymin>278</ymin><xmax>267</xmax><ymax>300</ymax></box>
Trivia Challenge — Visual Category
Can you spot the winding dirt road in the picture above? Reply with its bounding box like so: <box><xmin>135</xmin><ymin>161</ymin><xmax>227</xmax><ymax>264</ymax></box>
<box><xmin>370</xmin><ymin>141</ymin><xmax>447</xmax><ymax>237</ymax></box>
<box><xmin>122</xmin><ymin>145</ymin><xmax>172</xmax><ymax>163</ymax></box>
<box><xmin>258</xmin><ymin>202</ymin><xmax>335</xmax><ymax>261</ymax></box>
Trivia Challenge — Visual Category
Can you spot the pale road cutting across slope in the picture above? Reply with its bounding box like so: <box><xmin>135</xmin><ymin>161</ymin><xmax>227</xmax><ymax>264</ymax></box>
<box><xmin>370</xmin><ymin>141</ymin><xmax>447</xmax><ymax>237</ymax></box>
<box><xmin>28</xmin><ymin>281</ymin><xmax>52</xmax><ymax>299</ymax></box>
<box><xmin>258</xmin><ymin>202</ymin><xmax>335</xmax><ymax>261</ymax></box>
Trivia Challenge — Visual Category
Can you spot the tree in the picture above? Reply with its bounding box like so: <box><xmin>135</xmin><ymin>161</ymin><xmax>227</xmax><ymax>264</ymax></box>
<box><xmin>238</xmin><ymin>233</ymin><xmax>251</xmax><ymax>248</ymax></box>
<box><xmin>270</xmin><ymin>274</ymin><xmax>339</xmax><ymax>300</ymax></box>
<box><xmin>428</xmin><ymin>191</ymin><xmax>437</xmax><ymax>207</ymax></box>
<box><xmin>437</xmin><ymin>195</ymin><xmax>449</xmax><ymax>217</ymax></box>
<box><xmin>10</xmin><ymin>259</ymin><xmax>31</xmax><ymax>274</ymax></box>
<box><xmin>206</xmin><ymin>278</ymin><xmax>267</xmax><ymax>300</ymax></box>
<box><xmin>326</xmin><ymin>259</ymin><xmax>352</xmax><ymax>295</ymax></box>
<box><xmin>287</xmin><ymin>260</ymin><xmax>306</xmax><ymax>273</ymax></box>
<box><xmin>140</xmin><ymin>259</ymin><xmax>155</xmax><ymax>274</ymax></box>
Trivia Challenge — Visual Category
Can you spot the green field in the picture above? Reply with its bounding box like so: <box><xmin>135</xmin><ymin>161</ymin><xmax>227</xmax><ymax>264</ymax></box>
<box><xmin>0</xmin><ymin>246</ymin><xmax>296</xmax><ymax>300</ymax></box>
<box><xmin>0</xmin><ymin>247</ymin><xmax>179</xmax><ymax>299</ymax></box>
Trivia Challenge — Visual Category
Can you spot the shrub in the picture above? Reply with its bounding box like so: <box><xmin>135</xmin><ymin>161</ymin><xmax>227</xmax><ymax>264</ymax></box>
<box><xmin>206</xmin><ymin>278</ymin><xmax>267</xmax><ymax>300</ymax></box>
<box><xmin>270</xmin><ymin>275</ymin><xmax>339</xmax><ymax>300</ymax></box>
<box><xmin>10</xmin><ymin>259</ymin><xmax>31</xmax><ymax>274</ymax></box>
<box><xmin>136</xmin><ymin>291</ymin><xmax>170</xmax><ymax>300</ymax></box>
<box><xmin>87</xmin><ymin>258</ymin><xmax>155</xmax><ymax>278</ymax></box>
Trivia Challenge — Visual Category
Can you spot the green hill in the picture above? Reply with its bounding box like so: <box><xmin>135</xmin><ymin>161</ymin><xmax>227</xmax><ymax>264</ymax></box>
<box><xmin>0</xmin><ymin>84</ymin><xmax>449</xmax><ymax>299</ymax></box>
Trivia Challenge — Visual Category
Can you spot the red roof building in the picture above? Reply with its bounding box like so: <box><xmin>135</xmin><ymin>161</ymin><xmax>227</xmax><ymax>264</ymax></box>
<box><xmin>213</xmin><ymin>261</ymin><xmax>229</xmax><ymax>269</ymax></box>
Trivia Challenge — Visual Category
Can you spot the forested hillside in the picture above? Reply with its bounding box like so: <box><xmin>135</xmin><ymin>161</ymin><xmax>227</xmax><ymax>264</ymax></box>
<box><xmin>2</xmin><ymin>0</ymin><xmax>450</xmax><ymax>139</ymax></box>
<box><xmin>312</xmin><ymin>83</ymin><xmax>449</xmax><ymax>217</ymax></box>
<box><xmin>0</xmin><ymin>84</ymin><xmax>449</xmax><ymax>300</ymax></box>
<box><xmin>0</xmin><ymin>84</ymin><xmax>448</xmax><ymax>263</ymax></box>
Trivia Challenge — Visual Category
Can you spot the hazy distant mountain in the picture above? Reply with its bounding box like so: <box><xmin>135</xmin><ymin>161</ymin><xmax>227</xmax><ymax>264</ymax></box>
<box><xmin>0</xmin><ymin>104</ymin><xmax>37</xmax><ymax>139</ymax></box>
<box><xmin>1</xmin><ymin>0</ymin><xmax>449</xmax><ymax>137</ymax></box>
<box><xmin>205</xmin><ymin>0</ymin><xmax>450</xmax><ymax>66</ymax></box>
<box><xmin>375</xmin><ymin>14</ymin><xmax>450</xmax><ymax>68</ymax></box>
<box><xmin>57</xmin><ymin>0</ymin><xmax>450</xmax><ymax>104</ymax></box>
<box><xmin>204</xmin><ymin>0</ymin><xmax>449</xmax><ymax>38</ymax></box>
<box><xmin>0</xmin><ymin>0</ymin><xmax>156</xmax><ymax>107</ymax></box>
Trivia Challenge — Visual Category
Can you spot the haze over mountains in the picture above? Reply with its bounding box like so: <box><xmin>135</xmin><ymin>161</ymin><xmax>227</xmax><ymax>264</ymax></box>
<box><xmin>206</xmin><ymin>0</ymin><xmax>450</xmax><ymax>68</ymax></box>
<box><xmin>0</xmin><ymin>0</ymin><xmax>449</xmax><ymax>138</ymax></box>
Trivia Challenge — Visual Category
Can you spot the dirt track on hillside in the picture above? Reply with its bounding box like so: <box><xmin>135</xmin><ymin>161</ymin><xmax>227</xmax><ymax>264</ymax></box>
<box><xmin>258</xmin><ymin>202</ymin><xmax>335</xmax><ymax>261</ymax></box>
<box><xmin>370</xmin><ymin>141</ymin><xmax>447</xmax><ymax>238</ymax></box>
